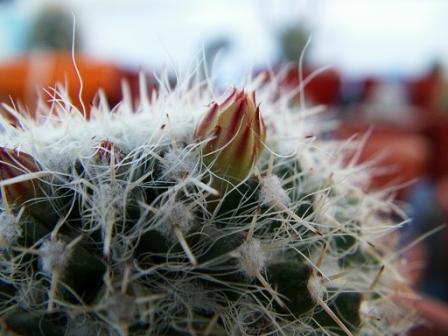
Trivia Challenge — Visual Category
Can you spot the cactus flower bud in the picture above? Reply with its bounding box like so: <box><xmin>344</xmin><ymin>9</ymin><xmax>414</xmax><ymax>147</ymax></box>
<box><xmin>95</xmin><ymin>140</ymin><xmax>125</xmax><ymax>165</ymax></box>
<box><xmin>195</xmin><ymin>89</ymin><xmax>266</xmax><ymax>188</ymax></box>
<box><xmin>0</xmin><ymin>148</ymin><xmax>42</xmax><ymax>207</ymax></box>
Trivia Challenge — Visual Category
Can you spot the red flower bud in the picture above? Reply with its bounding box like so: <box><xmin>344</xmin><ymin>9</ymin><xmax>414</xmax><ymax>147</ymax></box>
<box><xmin>195</xmin><ymin>89</ymin><xmax>266</xmax><ymax>186</ymax></box>
<box><xmin>0</xmin><ymin>148</ymin><xmax>42</xmax><ymax>207</ymax></box>
<box><xmin>94</xmin><ymin>140</ymin><xmax>125</xmax><ymax>165</ymax></box>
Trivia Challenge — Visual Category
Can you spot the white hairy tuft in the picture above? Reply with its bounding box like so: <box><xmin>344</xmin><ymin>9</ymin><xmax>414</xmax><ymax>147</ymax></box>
<box><xmin>238</xmin><ymin>239</ymin><xmax>266</xmax><ymax>278</ymax></box>
<box><xmin>39</xmin><ymin>239</ymin><xmax>72</xmax><ymax>274</ymax></box>
<box><xmin>0</xmin><ymin>212</ymin><xmax>22</xmax><ymax>247</ymax></box>
<box><xmin>159</xmin><ymin>201</ymin><xmax>193</xmax><ymax>238</ymax></box>
<box><xmin>259</xmin><ymin>175</ymin><xmax>291</xmax><ymax>207</ymax></box>
<box><xmin>104</xmin><ymin>292</ymin><xmax>136</xmax><ymax>324</ymax></box>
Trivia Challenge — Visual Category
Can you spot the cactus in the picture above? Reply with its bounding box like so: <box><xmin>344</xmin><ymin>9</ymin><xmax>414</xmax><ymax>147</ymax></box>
<box><xmin>0</xmin><ymin>72</ymin><xmax>416</xmax><ymax>336</ymax></box>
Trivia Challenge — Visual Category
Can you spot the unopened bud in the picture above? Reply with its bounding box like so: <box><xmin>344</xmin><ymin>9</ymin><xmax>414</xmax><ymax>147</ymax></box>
<box><xmin>94</xmin><ymin>140</ymin><xmax>125</xmax><ymax>165</ymax></box>
<box><xmin>195</xmin><ymin>89</ymin><xmax>266</xmax><ymax>189</ymax></box>
<box><xmin>0</xmin><ymin>148</ymin><xmax>42</xmax><ymax>207</ymax></box>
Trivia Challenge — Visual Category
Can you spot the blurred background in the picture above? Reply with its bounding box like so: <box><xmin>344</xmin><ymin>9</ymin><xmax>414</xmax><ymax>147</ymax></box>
<box><xmin>0</xmin><ymin>0</ymin><xmax>448</xmax><ymax>333</ymax></box>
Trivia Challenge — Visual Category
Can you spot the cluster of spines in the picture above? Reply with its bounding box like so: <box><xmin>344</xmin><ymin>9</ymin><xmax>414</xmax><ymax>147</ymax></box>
<box><xmin>0</xmin><ymin>82</ymin><xmax>412</xmax><ymax>336</ymax></box>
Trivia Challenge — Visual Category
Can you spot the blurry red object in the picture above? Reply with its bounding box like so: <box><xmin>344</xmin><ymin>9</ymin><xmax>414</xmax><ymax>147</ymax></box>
<box><xmin>408</xmin><ymin>65</ymin><xmax>443</xmax><ymax>110</ymax></box>
<box><xmin>394</xmin><ymin>293</ymin><xmax>448</xmax><ymax>335</ymax></box>
<box><xmin>258</xmin><ymin>64</ymin><xmax>342</xmax><ymax>106</ymax></box>
<box><xmin>427</xmin><ymin>118</ymin><xmax>448</xmax><ymax>179</ymax></box>
<box><xmin>436</xmin><ymin>175</ymin><xmax>448</xmax><ymax>214</ymax></box>
<box><xmin>359</xmin><ymin>76</ymin><xmax>379</xmax><ymax>103</ymax></box>
<box><xmin>282</xmin><ymin>66</ymin><xmax>341</xmax><ymax>106</ymax></box>
<box><xmin>337</xmin><ymin>123</ymin><xmax>430</xmax><ymax>198</ymax></box>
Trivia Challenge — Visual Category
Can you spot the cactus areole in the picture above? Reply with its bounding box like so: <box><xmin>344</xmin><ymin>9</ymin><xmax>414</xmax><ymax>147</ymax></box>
<box><xmin>0</xmin><ymin>72</ymin><xmax>416</xmax><ymax>335</ymax></box>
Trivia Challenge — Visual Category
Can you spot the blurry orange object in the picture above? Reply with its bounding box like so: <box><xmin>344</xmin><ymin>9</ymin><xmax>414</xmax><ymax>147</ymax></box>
<box><xmin>0</xmin><ymin>52</ymin><xmax>123</xmax><ymax>119</ymax></box>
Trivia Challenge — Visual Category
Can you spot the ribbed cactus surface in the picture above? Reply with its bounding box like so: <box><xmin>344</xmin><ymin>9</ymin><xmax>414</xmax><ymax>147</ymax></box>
<box><xmin>0</xmin><ymin>74</ymin><xmax>415</xmax><ymax>335</ymax></box>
